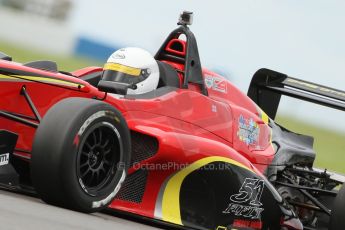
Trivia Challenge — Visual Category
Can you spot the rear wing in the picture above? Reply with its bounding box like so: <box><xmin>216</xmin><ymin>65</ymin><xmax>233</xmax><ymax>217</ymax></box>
<box><xmin>247</xmin><ymin>68</ymin><xmax>345</xmax><ymax>119</ymax></box>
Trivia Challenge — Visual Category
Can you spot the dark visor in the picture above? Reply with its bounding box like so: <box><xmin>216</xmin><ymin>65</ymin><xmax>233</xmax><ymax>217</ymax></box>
<box><xmin>102</xmin><ymin>63</ymin><xmax>150</xmax><ymax>85</ymax></box>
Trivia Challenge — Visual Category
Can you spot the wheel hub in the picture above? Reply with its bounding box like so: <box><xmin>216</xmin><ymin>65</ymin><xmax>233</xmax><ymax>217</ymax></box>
<box><xmin>88</xmin><ymin>147</ymin><xmax>104</xmax><ymax>169</ymax></box>
<box><xmin>77</xmin><ymin>124</ymin><xmax>120</xmax><ymax>194</ymax></box>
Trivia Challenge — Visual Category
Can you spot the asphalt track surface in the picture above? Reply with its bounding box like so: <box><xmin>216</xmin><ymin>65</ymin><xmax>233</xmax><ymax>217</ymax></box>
<box><xmin>0</xmin><ymin>190</ymin><xmax>160</xmax><ymax>230</ymax></box>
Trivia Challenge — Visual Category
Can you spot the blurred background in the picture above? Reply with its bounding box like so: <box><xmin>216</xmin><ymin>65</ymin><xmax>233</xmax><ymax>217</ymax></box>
<box><xmin>0</xmin><ymin>0</ymin><xmax>344</xmax><ymax>172</ymax></box>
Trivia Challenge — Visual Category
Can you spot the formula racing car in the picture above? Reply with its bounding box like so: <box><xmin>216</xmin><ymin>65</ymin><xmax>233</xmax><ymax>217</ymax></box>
<box><xmin>0</xmin><ymin>11</ymin><xmax>344</xmax><ymax>230</ymax></box>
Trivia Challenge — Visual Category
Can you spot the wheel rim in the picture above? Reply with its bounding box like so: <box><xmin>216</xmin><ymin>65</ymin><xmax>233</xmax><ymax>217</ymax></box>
<box><xmin>77</xmin><ymin>122</ymin><xmax>120</xmax><ymax>196</ymax></box>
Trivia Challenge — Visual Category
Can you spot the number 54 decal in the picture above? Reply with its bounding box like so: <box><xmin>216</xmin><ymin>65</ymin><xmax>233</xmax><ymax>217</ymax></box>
<box><xmin>223</xmin><ymin>178</ymin><xmax>265</xmax><ymax>219</ymax></box>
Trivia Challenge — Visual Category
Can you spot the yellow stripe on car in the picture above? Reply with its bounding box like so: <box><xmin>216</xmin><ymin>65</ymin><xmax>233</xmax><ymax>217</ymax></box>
<box><xmin>104</xmin><ymin>63</ymin><xmax>141</xmax><ymax>76</ymax></box>
<box><xmin>256</xmin><ymin>107</ymin><xmax>275</xmax><ymax>150</ymax></box>
<box><xmin>260</xmin><ymin>109</ymin><xmax>269</xmax><ymax>125</ymax></box>
<box><xmin>0</xmin><ymin>74</ymin><xmax>83</xmax><ymax>88</ymax></box>
<box><xmin>160</xmin><ymin>156</ymin><xmax>254</xmax><ymax>225</ymax></box>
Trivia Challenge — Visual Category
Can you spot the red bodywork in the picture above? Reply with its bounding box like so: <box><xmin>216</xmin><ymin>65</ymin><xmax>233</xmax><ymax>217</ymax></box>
<box><xmin>0</xmin><ymin>57</ymin><xmax>275</xmax><ymax>219</ymax></box>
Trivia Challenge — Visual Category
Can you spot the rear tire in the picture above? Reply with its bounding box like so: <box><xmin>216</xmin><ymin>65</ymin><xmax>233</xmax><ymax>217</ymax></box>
<box><xmin>329</xmin><ymin>183</ymin><xmax>345</xmax><ymax>229</ymax></box>
<box><xmin>31</xmin><ymin>97</ymin><xmax>131</xmax><ymax>213</ymax></box>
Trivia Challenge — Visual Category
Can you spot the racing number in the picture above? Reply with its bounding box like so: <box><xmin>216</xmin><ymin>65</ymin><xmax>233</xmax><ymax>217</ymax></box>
<box><xmin>230</xmin><ymin>178</ymin><xmax>265</xmax><ymax>206</ymax></box>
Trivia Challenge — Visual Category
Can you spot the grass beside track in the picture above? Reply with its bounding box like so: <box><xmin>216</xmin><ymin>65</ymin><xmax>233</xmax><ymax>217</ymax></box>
<box><xmin>1</xmin><ymin>40</ymin><xmax>344</xmax><ymax>174</ymax></box>
<box><xmin>0</xmin><ymin>40</ymin><xmax>101</xmax><ymax>71</ymax></box>
<box><xmin>276</xmin><ymin>116</ymin><xmax>345</xmax><ymax>174</ymax></box>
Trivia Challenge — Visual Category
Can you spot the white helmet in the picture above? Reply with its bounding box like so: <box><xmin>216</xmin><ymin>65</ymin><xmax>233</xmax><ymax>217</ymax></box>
<box><xmin>102</xmin><ymin>47</ymin><xmax>159</xmax><ymax>95</ymax></box>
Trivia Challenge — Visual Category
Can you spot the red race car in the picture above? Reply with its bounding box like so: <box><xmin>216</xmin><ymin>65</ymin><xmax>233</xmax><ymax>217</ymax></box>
<box><xmin>0</xmin><ymin>11</ymin><xmax>344</xmax><ymax>230</ymax></box>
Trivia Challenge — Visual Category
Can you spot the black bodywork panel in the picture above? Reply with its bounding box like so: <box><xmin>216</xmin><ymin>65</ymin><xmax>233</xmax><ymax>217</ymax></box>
<box><xmin>24</xmin><ymin>60</ymin><xmax>58</xmax><ymax>72</ymax></box>
<box><xmin>179</xmin><ymin>162</ymin><xmax>283</xmax><ymax>230</ymax></box>
<box><xmin>266</xmin><ymin>121</ymin><xmax>316</xmax><ymax>179</ymax></box>
<box><xmin>0</xmin><ymin>130</ymin><xmax>18</xmax><ymax>159</ymax></box>
<box><xmin>0</xmin><ymin>130</ymin><xmax>20</xmax><ymax>186</ymax></box>
<box><xmin>80</xmin><ymin>71</ymin><xmax>102</xmax><ymax>87</ymax></box>
<box><xmin>0</xmin><ymin>52</ymin><xmax>12</xmax><ymax>61</ymax></box>
<box><xmin>248</xmin><ymin>68</ymin><xmax>345</xmax><ymax>119</ymax></box>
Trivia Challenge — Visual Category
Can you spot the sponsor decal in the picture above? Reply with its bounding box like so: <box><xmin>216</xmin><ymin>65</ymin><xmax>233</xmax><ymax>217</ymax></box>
<box><xmin>79</xmin><ymin>178</ymin><xmax>87</xmax><ymax>193</ymax></box>
<box><xmin>205</xmin><ymin>77</ymin><xmax>213</xmax><ymax>88</ymax></box>
<box><xmin>237</xmin><ymin>115</ymin><xmax>260</xmax><ymax>146</ymax></box>
<box><xmin>216</xmin><ymin>226</ymin><xmax>227</xmax><ymax>230</ymax></box>
<box><xmin>92</xmin><ymin>170</ymin><xmax>126</xmax><ymax>208</ymax></box>
<box><xmin>286</xmin><ymin>78</ymin><xmax>345</xmax><ymax>98</ymax></box>
<box><xmin>0</xmin><ymin>153</ymin><xmax>9</xmax><ymax>166</ymax></box>
<box><xmin>233</xmin><ymin>219</ymin><xmax>263</xmax><ymax>229</ymax></box>
<box><xmin>223</xmin><ymin>178</ymin><xmax>265</xmax><ymax>219</ymax></box>
<box><xmin>111</xmin><ymin>52</ymin><xmax>126</xmax><ymax>59</ymax></box>
<box><xmin>212</xmin><ymin>104</ymin><xmax>217</xmax><ymax>113</ymax></box>
<box><xmin>78</xmin><ymin>111</ymin><xmax>120</xmax><ymax>137</ymax></box>
<box><xmin>216</xmin><ymin>220</ymin><xmax>262</xmax><ymax>230</ymax></box>
<box><xmin>205</xmin><ymin>75</ymin><xmax>227</xmax><ymax>93</ymax></box>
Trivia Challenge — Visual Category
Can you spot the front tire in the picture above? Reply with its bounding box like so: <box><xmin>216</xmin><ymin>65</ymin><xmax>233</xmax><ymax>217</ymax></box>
<box><xmin>31</xmin><ymin>97</ymin><xmax>131</xmax><ymax>213</ymax></box>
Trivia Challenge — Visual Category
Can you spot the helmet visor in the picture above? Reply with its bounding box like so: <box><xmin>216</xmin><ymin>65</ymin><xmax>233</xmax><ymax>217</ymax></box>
<box><xmin>102</xmin><ymin>63</ymin><xmax>150</xmax><ymax>85</ymax></box>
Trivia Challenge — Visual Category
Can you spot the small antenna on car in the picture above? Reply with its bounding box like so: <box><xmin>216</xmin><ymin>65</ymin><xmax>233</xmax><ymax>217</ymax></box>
<box><xmin>178</xmin><ymin>11</ymin><xmax>193</xmax><ymax>26</ymax></box>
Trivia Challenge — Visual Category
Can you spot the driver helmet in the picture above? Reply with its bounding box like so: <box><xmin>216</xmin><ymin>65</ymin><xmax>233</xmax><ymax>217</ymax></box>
<box><xmin>102</xmin><ymin>47</ymin><xmax>159</xmax><ymax>95</ymax></box>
